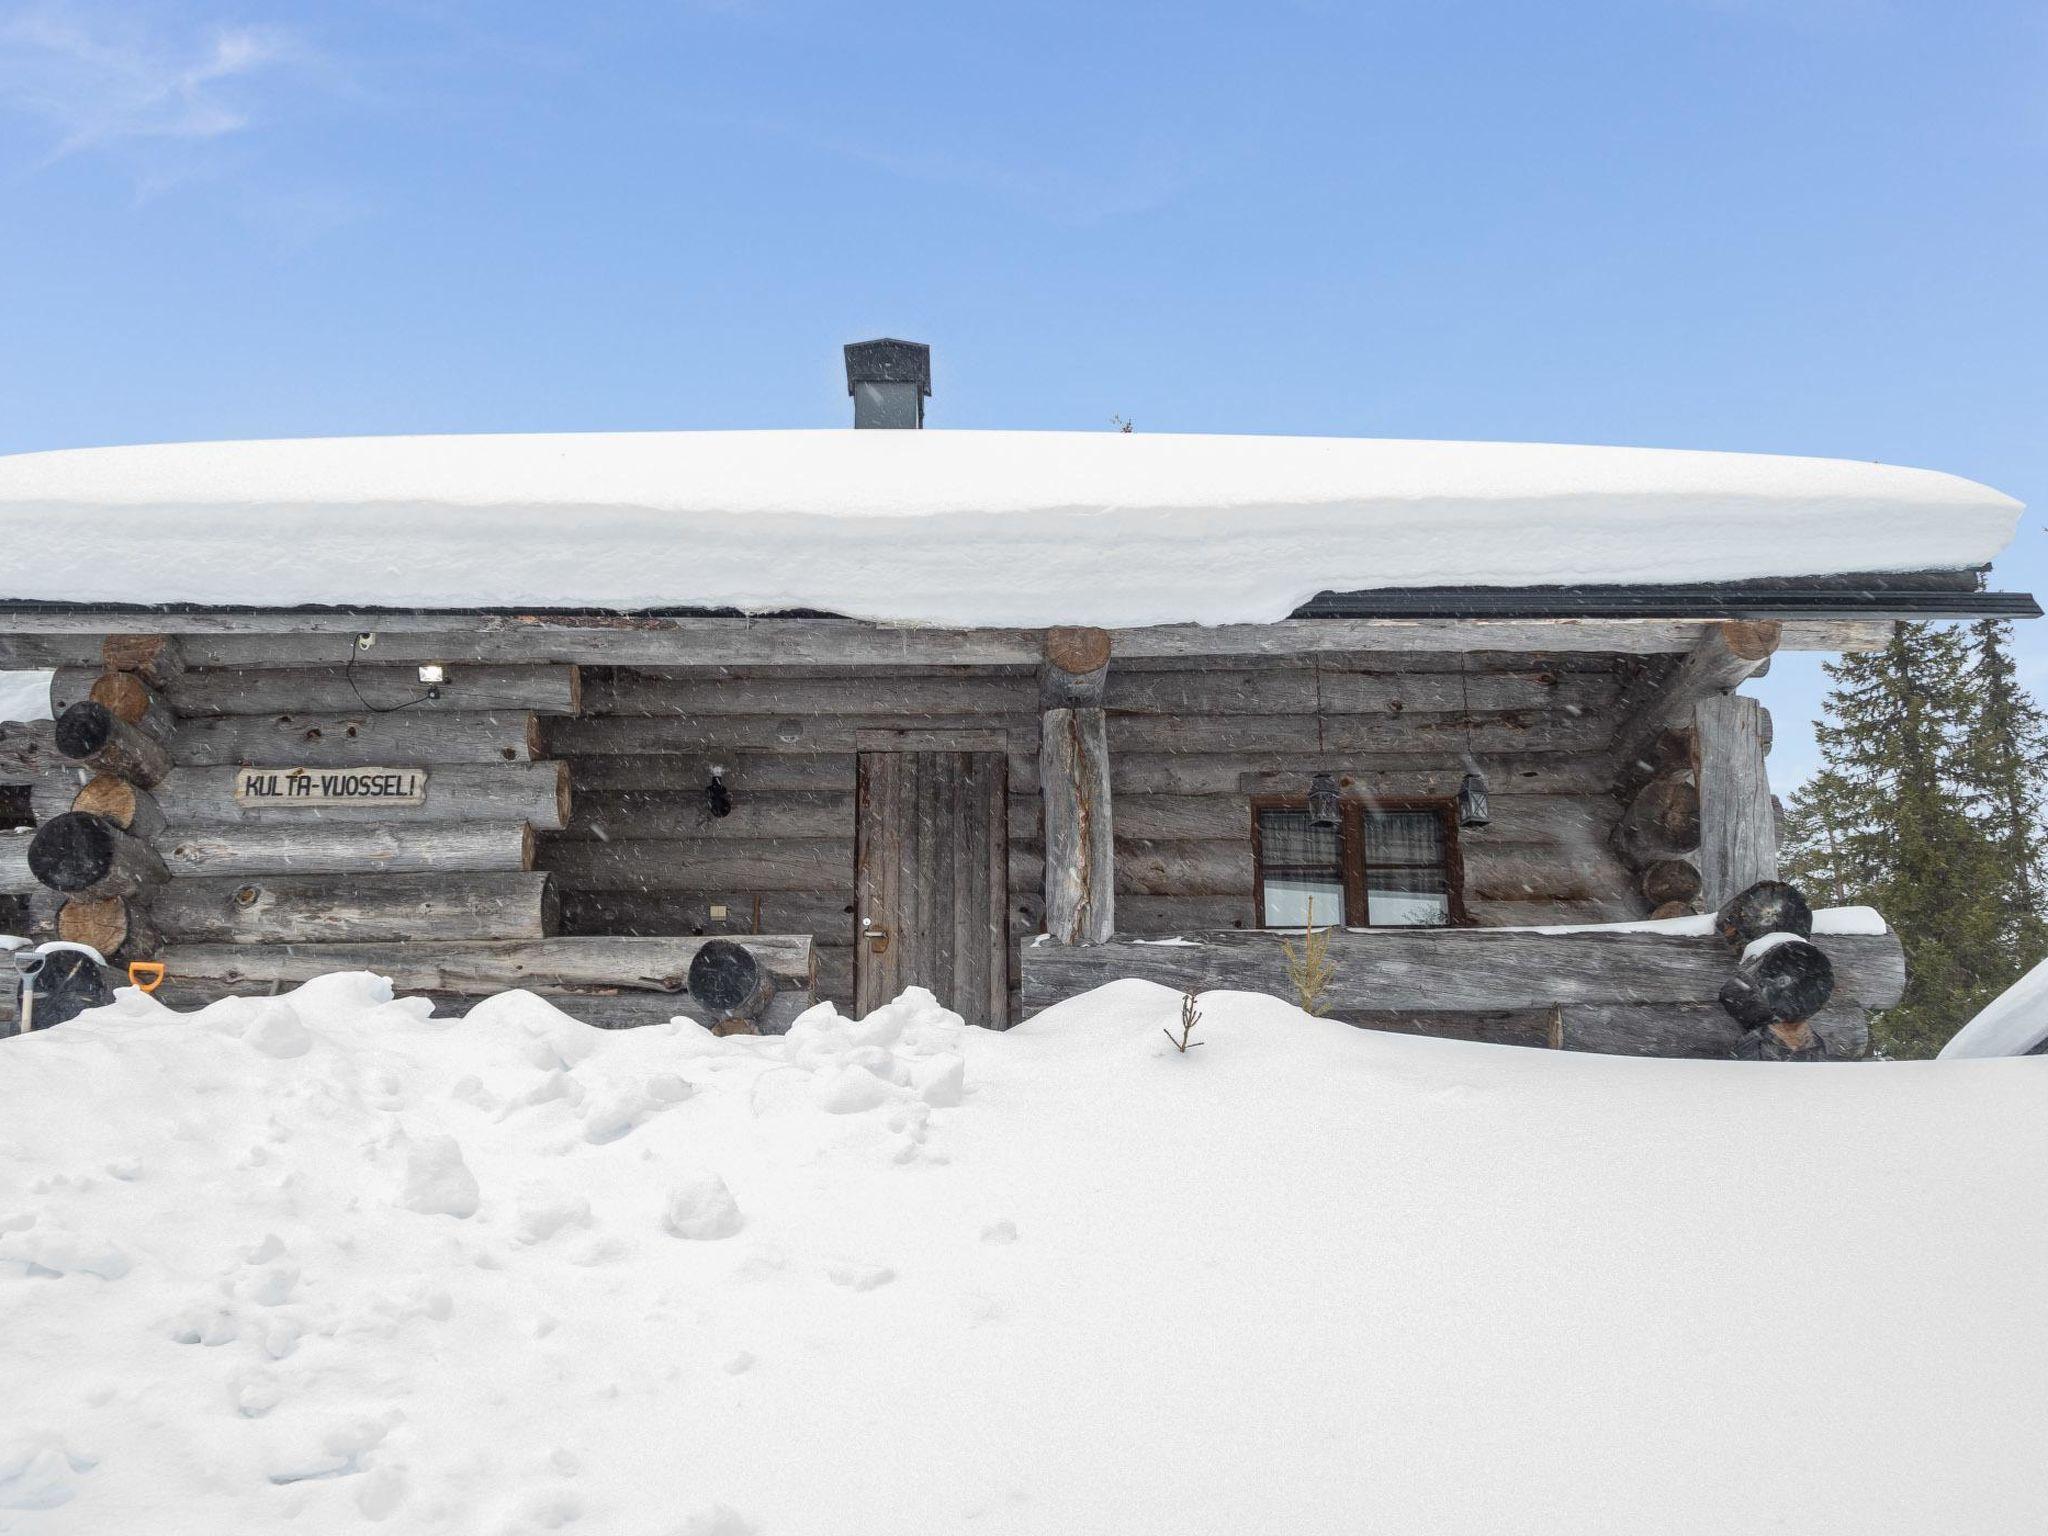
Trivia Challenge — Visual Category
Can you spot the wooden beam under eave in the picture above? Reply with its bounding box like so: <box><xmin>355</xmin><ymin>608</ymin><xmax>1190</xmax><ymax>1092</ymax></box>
<box><xmin>0</xmin><ymin>613</ymin><xmax>1900</xmax><ymax>671</ymax></box>
<box><xmin>1608</xmin><ymin>620</ymin><xmax>1782</xmax><ymax>787</ymax></box>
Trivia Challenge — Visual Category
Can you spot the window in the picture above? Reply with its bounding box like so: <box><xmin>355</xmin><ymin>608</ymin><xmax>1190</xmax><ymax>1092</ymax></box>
<box><xmin>1252</xmin><ymin>800</ymin><xmax>1464</xmax><ymax>929</ymax></box>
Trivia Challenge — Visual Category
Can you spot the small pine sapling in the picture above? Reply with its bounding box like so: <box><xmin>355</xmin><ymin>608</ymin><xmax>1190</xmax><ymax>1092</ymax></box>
<box><xmin>1281</xmin><ymin>900</ymin><xmax>1337</xmax><ymax>1017</ymax></box>
<box><xmin>1164</xmin><ymin>987</ymin><xmax>1203</xmax><ymax>1052</ymax></box>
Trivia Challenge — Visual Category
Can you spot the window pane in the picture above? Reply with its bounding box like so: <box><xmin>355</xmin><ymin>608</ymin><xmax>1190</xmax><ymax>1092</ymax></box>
<box><xmin>1264</xmin><ymin>875</ymin><xmax>1346</xmax><ymax>929</ymax></box>
<box><xmin>1258</xmin><ymin>809</ymin><xmax>1345</xmax><ymax>928</ymax></box>
<box><xmin>1365</xmin><ymin>809</ymin><xmax>1443</xmax><ymax>867</ymax></box>
<box><xmin>1367</xmin><ymin>867</ymin><xmax>1449</xmax><ymax>927</ymax></box>
<box><xmin>1258</xmin><ymin>809</ymin><xmax>1340</xmax><ymax>869</ymax></box>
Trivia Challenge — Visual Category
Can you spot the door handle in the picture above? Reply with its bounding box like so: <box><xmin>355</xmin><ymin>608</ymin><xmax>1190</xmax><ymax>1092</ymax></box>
<box><xmin>866</xmin><ymin>929</ymin><xmax>891</xmax><ymax>954</ymax></box>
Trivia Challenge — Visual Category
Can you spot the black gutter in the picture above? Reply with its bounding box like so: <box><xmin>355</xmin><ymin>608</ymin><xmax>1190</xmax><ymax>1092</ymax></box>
<box><xmin>1287</xmin><ymin>585</ymin><xmax>2041</xmax><ymax>622</ymax></box>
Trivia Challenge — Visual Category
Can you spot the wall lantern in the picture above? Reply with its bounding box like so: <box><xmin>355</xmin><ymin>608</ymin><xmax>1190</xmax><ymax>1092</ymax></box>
<box><xmin>705</xmin><ymin>765</ymin><xmax>733</xmax><ymax>820</ymax></box>
<box><xmin>1454</xmin><ymin>664</ymin><xmax>1491</xmax><ymax>828</ymax></box>
<box><xmin>1307</xmin><ymin>772</ymin><xmax>1342</xmax><ymax>831</ymax></box>
<box><xmin>1458</xmin><ymin>772</ymin><xmax>1492</xmax><ymax>829</ymax></box>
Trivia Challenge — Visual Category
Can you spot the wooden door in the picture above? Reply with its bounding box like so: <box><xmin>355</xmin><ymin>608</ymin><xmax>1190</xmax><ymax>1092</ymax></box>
<box><xmin>855</xmin><ymin>750</ymin><xmax>1010</xmax><ymax>1028</ymax></box>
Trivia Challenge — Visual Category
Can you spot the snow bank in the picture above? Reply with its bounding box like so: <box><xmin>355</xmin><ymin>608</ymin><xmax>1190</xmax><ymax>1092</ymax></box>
<box><xmin>0</xmin><ymin>671</ymin><xmax>51</xmax><ymax>724</ymax></box>
<box><xmin>1939</xmin><ymin>956</ymin><xmax>2048</xmax><ymax>1059</ymax></box>
<box><xmin>0</xmin><ymin>431</ymin><xmax>2021</xmax><ymax>625</ymax></box>
<box><xmin>2</xmin><ymin>976</ymin><xmax>2044</xmax><ymax>1533</ymax></box>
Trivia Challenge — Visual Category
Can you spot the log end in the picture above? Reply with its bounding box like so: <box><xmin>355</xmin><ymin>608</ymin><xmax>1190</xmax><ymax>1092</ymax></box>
<box><xmin>53</xmin><ymin>701</ymin><xmax>115</xmax><ymax>762</ymax></box>
<box><xmin>72</xmin><ymin>774</ymin><xmax>139</xmax><ymax>827</ymax></box>
<box><xmin>1716</xmin><ymin>619</ymin><xmax>1784</xmax><ymax>664</ymax></box>
<box><xmin>1044</xmin><ymin>626</ymin><xmax>1112</xmax><ymax>676</ymax></box>
<box><xmin>28</xmin><ymin>812</ymin><xmax>117</xmax><ymax>893</ymax></box>
<box><xmin>88</xmin><ymin>671</ymin><xmax>154</xmax><ymax>726</ymax></box>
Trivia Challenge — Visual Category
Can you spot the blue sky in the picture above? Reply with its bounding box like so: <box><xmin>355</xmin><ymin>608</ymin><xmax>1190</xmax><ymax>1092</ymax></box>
<box><xmin>0</xmin><ymin>0</ymin><xmax>2041</xmax><ymax>781</ymax></box>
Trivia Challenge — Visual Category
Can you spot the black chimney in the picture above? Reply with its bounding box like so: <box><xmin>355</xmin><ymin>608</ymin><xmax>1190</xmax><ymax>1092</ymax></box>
<box><xmin>844</xmin><ymin>338</ymin><xmax>930</xmax><ymax>429</ymax></box>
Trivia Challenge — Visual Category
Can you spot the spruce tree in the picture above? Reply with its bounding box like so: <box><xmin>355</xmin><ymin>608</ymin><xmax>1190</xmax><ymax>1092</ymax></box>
<box><xmin>1958</xmin><ymin>619</ymin><xmax>2048</xmax><ymax>968</ymax></box>
<box><xmin>1783</xmin><ymin>625</ymin><xmax>2009</xmax><ymax>1057</ymax></box>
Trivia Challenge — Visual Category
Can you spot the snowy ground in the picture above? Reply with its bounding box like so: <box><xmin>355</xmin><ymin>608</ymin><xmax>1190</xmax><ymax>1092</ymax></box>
<box><xmin>2</xmin><ymin>978</ymin><xmax>2045</xmax><ymax>1535</ymax></box>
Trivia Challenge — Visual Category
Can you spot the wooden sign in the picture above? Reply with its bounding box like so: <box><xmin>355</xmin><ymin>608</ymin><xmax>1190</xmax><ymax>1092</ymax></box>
<box><xmin>233</xmin><ymin>767</ymin><xmax>428</xmax><ymax>807</ymax></box>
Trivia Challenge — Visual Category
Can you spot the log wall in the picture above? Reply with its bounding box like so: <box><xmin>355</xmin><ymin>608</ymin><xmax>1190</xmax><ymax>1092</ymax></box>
<box><xmin>536</xmin><ymin>652</ymin><xmax>1653</xmax><ymax>1021</ymax></box>
<box><xmin>2</xmin><ymin>630</ymin><xmax>1764</xmax><ymax>1050</ymax></box>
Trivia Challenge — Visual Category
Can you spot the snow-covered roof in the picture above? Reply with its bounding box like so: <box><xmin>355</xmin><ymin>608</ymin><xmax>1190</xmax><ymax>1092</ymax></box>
<box><xmin>0</xmin><ymin>430</ymin><xmax>2023</xmax><ymax>627</ymax></box>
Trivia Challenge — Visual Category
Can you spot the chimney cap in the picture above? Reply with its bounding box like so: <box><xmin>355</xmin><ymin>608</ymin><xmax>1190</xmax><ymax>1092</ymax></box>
<box><xmin>844</xmin><ymin>338</ymin><xmax>931</xmax><ymax>397</ymax></box>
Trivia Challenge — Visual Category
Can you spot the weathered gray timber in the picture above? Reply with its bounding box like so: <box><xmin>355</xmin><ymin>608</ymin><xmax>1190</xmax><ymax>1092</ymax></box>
<box><xmin>158</xmin><ymin>934</ymin><xmax>814</xmax><ymax>993</ymax></box>
<box><xmin>23</xmin><ymin>888</ymin><xmax>60</xmax><ymax>939</ymax></box>
<box><xmin>550</xmin><ymin>714</ymin><xmax>1036</xmax><ymax>756</ymax></box>
<box><xmin>564</xmin><ymin>753</ymin><xmax>856</xmax><ymax>794</ymax></box>
<box><xmin>1018</xmin><ymin>926</ymin><xmax>1906</xmax><ymax>1016</ymax></box>
<box><xmin>1105</xmin><ymin>791</ymin><xmax>1615</xmax><ymax>846</ymax></box>
<box><xmin>558</xmin><ymin>889</ymin><xmax>861</xmax><ymax>939</ymax></box>
<box><xmin>1558</xmin><ymin>1000</ymin><xmax>1869</xmax><ymax>1059</ymax></box>
<box><xmin>540</xmin><ymin>838</ymin><xmax>855</xmax><ymax>892</ymax></box>
<box><xmin>1041</xmin><ymin>706</ymin><xmax>1114</xmax><ymax>944</ymax></box>
<box><xmin>0</xmin><ymin>720</ymin><xmax>65</xmax><ymax>782</ymax></box>
<box><xmin>154</xmin><ymin>872</ymin><xmax>556</xmax><ymax>944</ymax></box>
<box><xmin>0</xmin><ymin>832</ymin><xmax>33</xmax><ymax>894</ymax></box>
<box><xmin>165</xmin><ymin>665</ymin><xmax>583</xmax><ymax>717</ymax></box>
<box><xmin>1316</xmin><ymin>669</ymin><xmax>1621</xmax><ymax>717</ymax></box>
<box><xmin>1693</xmin><ymin>694</ymin><xmax>1778</xmax><ymax>907</ymax></box>
<box><xmin>159</xmin><ymin>821</ymin><xmax>536</xmax><ymax>878</ymax></box>
<box><xmin>566</xmin><ymin>790</ymin><xmax>860</xmax><ymax>842</ymax></box>
<box><xmin>1609</xmin><ymin>621</ymin><xmax>1780</xmax><ymax>784</ymax></box>
<box><xmin>54</xmin><ymin>702</ymin><xmax>171</xmax><ymax>787</ymax></box>
<box><xmin>28</xmin><ymin>813</ymin><xmax>168</xmax><ymax>900</ymax></box>
<box><xmin>141</xmin><ymin>761</ymin><xmax>570</xmax><ymax>830</ymax></box>
<box><xmin>557</xmin><ymin>887</ymin><xmax>1042</xmax><ymax>940</ymax></box>
<box><xmin>0</xmin><ymin>615</ymin><xmax>1900</xmax><ymax>675</ymax></box>
<box><xmin>1105</xmin><ymin>711</ymin><xmax>1613</xmax><ymax>756</ymax></box>
<box><xmin>853</xmin><ymin>750</ymin><xmax>1010</xmax><ymax>1028</ymax></box>
<box><xmin>171</xmin><ymin>711</ymin><xmax>541</xmax><ymax>767</ymax></box>
<box><xmin>1465</xmin><ymin>897</ymin><xmax>1644</xmax><ymax>927</ymax></box>
<box><xmin>584</xmin><ymin>672</ymin><xmax>1035</xmax><ymax>717</ymax></box>
<box><xmin>1115</xmin><ymin>752</ymin><xmax>1615</xmax><ymax>797</ymax></box>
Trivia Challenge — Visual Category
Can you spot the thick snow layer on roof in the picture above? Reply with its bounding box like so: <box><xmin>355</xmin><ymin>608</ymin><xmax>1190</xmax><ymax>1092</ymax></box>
<box><xmin>3</xmin><ymin>975</ymin><xmax>2046</xmax><ymax>1531</ymax></box>
<box><xmin>1939</xmin><ymin>956</ymin><xmax>2048</xmax><ymax>1059</ymax></box>
<box><xmin>0</xmin><ymin>431</ymin><xmax>2022</xmax><ymax>625</ymax></box>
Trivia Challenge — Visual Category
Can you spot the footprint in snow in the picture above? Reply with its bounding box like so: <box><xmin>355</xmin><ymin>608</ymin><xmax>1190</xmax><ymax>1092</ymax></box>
<box><xmin>826</xmin><ymin>1260</ymin><xmax>895</xmax><ymax>1292</ymax></box>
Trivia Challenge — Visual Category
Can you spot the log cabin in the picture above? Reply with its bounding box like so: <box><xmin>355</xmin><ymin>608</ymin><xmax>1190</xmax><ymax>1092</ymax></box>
<box><xmin>0</xmin><ymin>340</ymin><xmax>2035</xmax><ymax>1053</ymax></box>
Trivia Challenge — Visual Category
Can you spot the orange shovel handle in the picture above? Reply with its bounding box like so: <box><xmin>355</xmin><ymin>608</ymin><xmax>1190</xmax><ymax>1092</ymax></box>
<box><xmin>126</xmin><ymin>962</ymin><xmax>166</xmax><ymax>995</ymax></box>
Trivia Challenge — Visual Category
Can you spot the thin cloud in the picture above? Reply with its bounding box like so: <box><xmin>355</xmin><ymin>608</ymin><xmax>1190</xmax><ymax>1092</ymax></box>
<box><xmin>0</xmin><ymin>3</ymin><xmax>299</xmax><ymax>163</ymax></box>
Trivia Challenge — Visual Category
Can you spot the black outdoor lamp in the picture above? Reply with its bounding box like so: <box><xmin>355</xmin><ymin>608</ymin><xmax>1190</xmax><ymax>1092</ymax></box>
<box><xmin>1456</xmin><ymin>666</ymin><xmax>1491</xmax><ymax>828</ymax></box>
<box><xmin>1308</xmin><ymin>772</ymin><xmax>1342</xmax><ymax>831</ymax></box>
<box><xmin>1458</xmin><ymin>771</ymin><xmax>1492</xmax><ymax>829</ymax></box>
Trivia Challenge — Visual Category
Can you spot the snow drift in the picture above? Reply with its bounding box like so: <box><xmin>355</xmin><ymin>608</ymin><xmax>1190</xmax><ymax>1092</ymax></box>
<box><xmin>2</xmin><ymin>976</ymin><xmax>2044</xmax><ymax>1534</ymax></box>
<box><xmin>0</xmin><ymin>431</ymin><xmax>2021</xmax><ymax>625</ymax></box>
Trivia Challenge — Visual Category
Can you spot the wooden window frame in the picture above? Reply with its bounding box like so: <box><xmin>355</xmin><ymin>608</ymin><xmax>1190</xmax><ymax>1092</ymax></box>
<box><xmin>1249</xmin><ymin>796</ymin><xmax>1471</xmax><ymax>930</ymax></box>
